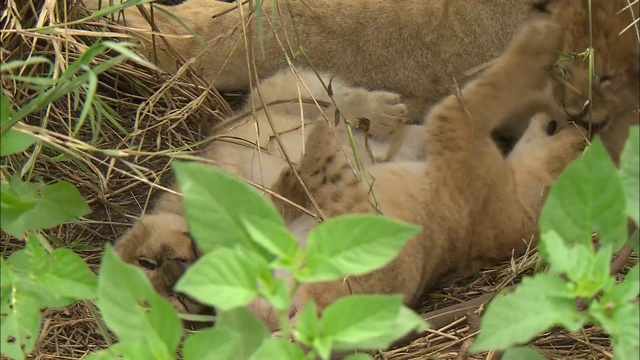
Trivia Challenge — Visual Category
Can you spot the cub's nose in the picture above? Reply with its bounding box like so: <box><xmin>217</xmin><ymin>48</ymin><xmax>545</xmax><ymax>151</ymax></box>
<box><xmin>563</xmin><ymin>96</ymin><xmax>589</xmax><ymax>119</ymax></box>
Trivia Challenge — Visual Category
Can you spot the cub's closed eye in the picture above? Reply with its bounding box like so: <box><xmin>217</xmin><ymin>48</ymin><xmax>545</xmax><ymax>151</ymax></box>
<box><xmin>554</xmin><ymin>65</ymin><xmax>569</xmax><ymax>79</ymax></box>
<box><xmin>598</xmin><ymin>75</ymin><xmax>613</xmax><ymax>86</ymax></box>
<box><xmin>138</xmin><ymin>257</ymin><xmax>158</xmax><ymax>270</ymax></box>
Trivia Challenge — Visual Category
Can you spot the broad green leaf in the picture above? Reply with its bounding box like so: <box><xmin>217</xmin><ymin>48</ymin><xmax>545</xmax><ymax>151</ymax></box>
<box><xmin>502</xmin><ymin>347</ymin><xmax>546</xmax><ymax>360</ymax></box>
<box><xmin>214</xmin><ymin>308</ymin><xmax>271</xmax><ymax>359</ymax></box>
<box><xmin>296</xmin><ymin>300</ymin><xmax>320</xmax><ymax>346</ymax></box>
<box><xmin>249</xmin><ymin>338</ymin><xmax>305</xmax><ymax>360</ymax></box>
<box><xmin>0</xmin><ymin>129</ymin><xmax>37</xmax><ymax>156</ymax></box>
<box><xmin>541</xmin><ymin>232</ymin><xmax>615</xmax><ymax>298</ymax></box>
<box><xmin>175</xmin><ymin>247</ymin><xmax>269</xmax><ymax>311</ymax></box>
<box><xmin>540</xmin><ymin>139</ymin><xmax>627</xmax><ymax>250</ymax></box>
<box><xmin>334</xmin><ymin>306</ymin><xmax>428</xmax><ymax>351</ymax></box>
<box><xmin>39</xmin><ymin>248</ymin><xmax>97</xmax><ymax>300</ymax></box>
<box><xmin>1</xmin><ymin>179</ymin><xmax>91</xmax><ymax>238</ymax></box>
<box><xmin>173</xmin><ymin>161</ymin><xmax>283</xmax><ymax>256</ymax></box>
<box><xmin>471</xmin><ymin>274</ymin><xmax>586</xmax><ymax>352</ymax></box>
<box><xmin>3</xmin><ymin>236</ymin><xmax>94</xmax><ymax>308</ymax></box>
<box><xmin>320</xmin><ymin>295</ymin><xmax>417</xmax><ymax>351</ymax></box>
<box><xmin>85</xmin><ymin>342</ymin><xmax>159</xmax><ymax>360</ymax></box>
<box><xmin>299</xmin><ymin>215</ymin><xmax>420</xmax><ymax>282</ymax></box>
<box><xmin>259</xmin><ymin>278</ymin><xmax>291</xmax><ymax>312</ymax></box>
<box><xmin>243</xmin><ymin>216</ymin><xmax>299</xmax><ymax>261</ymax></box>
<box><xmin>97</xmin><ymin>245</ymin><xmax>182</xmax><ymax>358</ymax></box>
<box><xmin>590</xmin><ymin>295</ymin><xmax>639</xmax><ymax>360</ymax></box>
<box><xmin>0</xmin><ymin>94</ymin><xmax>11</xmax><ymax>127</ymax></box>
<box><xmin>0</xmin><ymin>285</ymin><xmax>41</xmax><ymax>360</ymax></box>
<box><xmin>619</xmin><ymin>126</ymin><xmax>639</xmax><ymax>224</ymax></box>
<box><xmin>183</xmin><ymin>328</ymin><xmax>240</xmax><ymax>360</ymax></box>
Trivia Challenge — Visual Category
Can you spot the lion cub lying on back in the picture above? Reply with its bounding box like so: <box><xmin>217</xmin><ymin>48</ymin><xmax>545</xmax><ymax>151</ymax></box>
<box><xmin>269</xmin><ymin>16</ymin><xmax>588</xmax><ymax>323</ymax></box>
<box><xmin>113</xmin><ymin>68</ymin><xmax>424</xmax><ymax>314</ymax></box>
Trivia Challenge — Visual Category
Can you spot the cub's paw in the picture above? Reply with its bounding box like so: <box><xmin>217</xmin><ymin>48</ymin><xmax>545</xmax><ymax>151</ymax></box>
<box><xmin>507</xmin><ymin>19</ymin><xmax>563</xmax><ymax>68</ymax></box>
<box><xmin>357</xmin><ymin>91</ymin><xmax>408</xmax><ymax>140</ymax></box>
<box><xmin>541</xmin><ymin>121</ymin><xmax>588</xmax><ymax>176</ymax></box>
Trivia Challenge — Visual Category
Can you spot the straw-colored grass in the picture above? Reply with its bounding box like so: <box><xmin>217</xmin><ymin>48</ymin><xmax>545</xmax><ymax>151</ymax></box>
<box><xmin>1</xmin><ymin>0</ymin><xmax>638</xmax><ymax>359</ymax></box>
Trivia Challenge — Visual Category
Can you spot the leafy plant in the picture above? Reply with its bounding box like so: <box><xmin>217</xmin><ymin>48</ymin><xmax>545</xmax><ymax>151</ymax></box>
<box><xmin>0</xmin><ymin>34</ymin><xmax>155</xmax><ymax>359</ymax></box>
<box><xmin>471</xmin><ymin>128</ymin><xmax>640</xmax><ymax>359</ymax></box>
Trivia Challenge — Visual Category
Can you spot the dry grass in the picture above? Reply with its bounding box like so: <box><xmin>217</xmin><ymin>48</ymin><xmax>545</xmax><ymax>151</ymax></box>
<box><xmin>1</xmin><ymin>0</ymin><xmax>637</xmax><ymax>359</ymax></box>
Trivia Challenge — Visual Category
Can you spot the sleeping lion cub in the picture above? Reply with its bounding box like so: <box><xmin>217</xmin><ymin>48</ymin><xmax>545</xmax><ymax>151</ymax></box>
<box><xmin>113</xmin><ymin>68</ymin><xmax>424</xmax><ymax>315</ymax></box>
<box><xmin>83</xmin><ymin>0</ymin><xmax>637</xmax><ymax>158</ymax></box>
<box><xmin>83</xmin><ymin>0</ymin><xmax>531</xmax><ymax>135</ymax></box>
<box><xmin>267</xmin><ymin>15</ymin><xmax>589</xmax><ymax>324</ymax></box>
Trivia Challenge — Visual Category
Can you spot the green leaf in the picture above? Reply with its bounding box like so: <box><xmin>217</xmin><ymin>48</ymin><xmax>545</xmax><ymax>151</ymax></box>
<box><xmin>540</xmin><ymin>139</ymin><xmax>627</xmax><ymax>250</ymax></box>
<box><xmin>85</xmin><ymin>342</ymin><xmax>159</xmax><ymax>360</ymax></box>
<box><xmin>0</xmin><ymin>129</ymin><xmax>37</xmax><ymax>156</ymax></box>
<box><xmin>213</xmin><ymin>308</ymin><xmax>271</xmax><ymax>359</ymax></box>
<box><xmin>175</xmin><ymin>247</ymin><xmax>270</xmax><ymax>311</ymax></box>
<box><xmin>259</xmin><ymin>278</ymin><xmax>291</xmax><ymax>312</ymax></box>
<box><xmin>319</xmin><ymin>295</ymin><xmax>422</xmax><ymax>351</ymax></box>
<box><xmin>0</xmin><ymin>94</ymin><xmax>11</xmax><ymax>127</ymax></box>
<box><xmin>296</xmin><ymin>300</ymin><xmax>320</xmax><ymax>345</ymax></box>
<box><xmin>541</xmin><ymin>232</ymin><xmax>614</xmax><ymax>298</ymax></box>
<box><xmin>1</xmin><ymin>179</ymin><xmax>91</xmax><ymax>238</ymax></box>
<box><xmin>589</xmin><ymin>265</ymin><xmax>640</xmax><ymax>360</ymax></box>
<box><xmin>173</xmin><ymin>161</ymin><xmax>283</xmax><ymax>257</ymax></box>
<box><xmin>502</xmin><ymin>347</ymin><xmax>546</xmax><ymax>360</ymax></box>
<box><xmin>36</xmin><ymin>246</ymin><xmax>97</xmax><ymax>301</ymax></box>
<box><xmin>183</xmin><ymin>328</ymin><xmax>239</xmax><ymax>360</ymax></box>
<box><xmin>299</xmin><ymin>215</ymin><xmax>420</xmax><ymax>282</ymax></box>
<box><xmin>471</xmin><ymin>274</ymin><xmax>587</xmax><ymax>352</ymax></box>
<box><xmin>97</xmin><ymin>245</ymin><xmax>182</xmax><ymax>358</ymax></box>
<box><xmin>249</xmin><ymin>338</ymin><xmax>305</xmax><ymax>360</ymax></box>
<box><xmin>3</xmin><ymin>235</ymin><xmax>95</xmax><ymax>308</ymax></box>
<box><xmin>243</xmin><ymin>216</ymin><xmax>299</xmax><ymax>261</ymax></box>
<box><xmin>590</xmin><ymin>294</ymin><xmax>639</xmax><ymax>360</ymax></box>
<box><xmin>619</xmin><ymin>126</ymin><xmax>639</xmax><ymax>224</ymax></box>
<box><xmin>0</xmin><ymin>279</ymin><xmax>41</xmax><ymax>360</ymax></box>
<box><xmin>337</xmin><ymin>306</ymin><xmax>427</xmax><ymax>351</ymax></box>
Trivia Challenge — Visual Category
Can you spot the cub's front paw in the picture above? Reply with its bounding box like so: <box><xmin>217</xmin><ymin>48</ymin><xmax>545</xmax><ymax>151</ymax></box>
<box><xmin>508</xmin><ymin>19</ymin><xmax>563</xmax><ymax>68</ymax></box>
<box><xmin>357</xmin><ymin>91</ymin><xmax>408</xmax><ymax>140</ymax></box>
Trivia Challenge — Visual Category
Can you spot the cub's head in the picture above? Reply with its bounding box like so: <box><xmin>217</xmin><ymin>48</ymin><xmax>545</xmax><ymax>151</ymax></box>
<box><xmin>114</xmin><ymin>213</ymin><xmax>208</xmax><ymax>315</ymax></box>
<box><xmin>549</xmin><ymin>0</ymin><xmax>638</xmax><ymax>132</ymax></box>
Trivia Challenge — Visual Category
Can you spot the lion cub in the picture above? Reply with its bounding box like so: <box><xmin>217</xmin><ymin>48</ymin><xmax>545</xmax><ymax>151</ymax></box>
<box><xmin>83</xmin><ymin>0</ymin><xmax>531</xmax><ymax>128</ymax></box>
<box><xmin>113</xmin><ymin>68</ymin><xmax>424</xmax><ymax>316</ymax></box>
<box><xmin>547</xmin><ymin>0</ymin><xmax>639</xmax><ymax>164</ymax></box>
<box><xmin>268</xmin><ymin>17</ymin><xmax>588</xmax><ymax>324</ymax></box>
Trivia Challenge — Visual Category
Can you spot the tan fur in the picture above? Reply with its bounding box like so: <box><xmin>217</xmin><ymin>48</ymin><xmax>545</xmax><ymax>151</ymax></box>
<box><xmin>83</xmin><ymin>0</ymin><xmax>532</xmax><ymax>124</ymax></box>
<box><xmin>267</xmin><ymin>16</ymin><xmax>588</xmax><ymax>324</ymax></box>
<box><xmin>112</xmin><ymin>68</ymin><xmax>424</xmax><ymax>319</ymax></box>
<box><xmin>548</xmin><ymin>0</ymin><xmax>639</xmax><ymax>163</ymax></box>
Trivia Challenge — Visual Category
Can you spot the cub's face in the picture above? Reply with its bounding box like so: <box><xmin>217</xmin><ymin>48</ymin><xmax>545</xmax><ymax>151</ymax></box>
<box><xmin>551</xmin><ymin>58</ymin><xmax>638</xmax><ymax>133</ymax></box>
<box><xmin>549</xmin><ymin>0</ymin><xmax>639</xmax><ymax>137</ymax></box>
<box><xmin>113</xmin><ymin>213</ymin><xmax>208</xmax><ymax>315</ymax></box>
